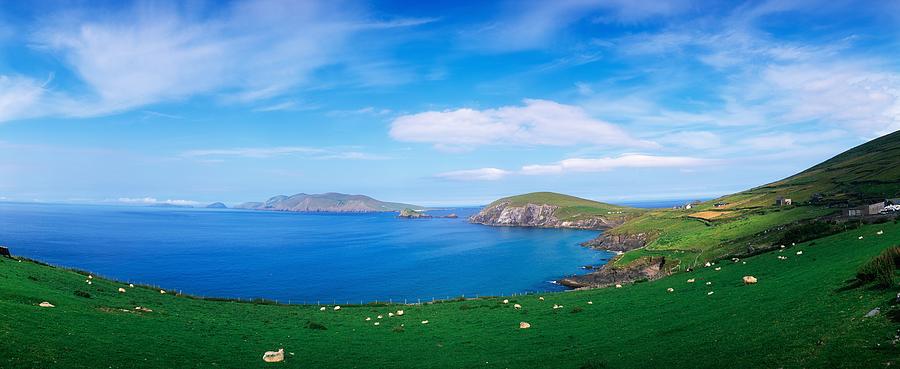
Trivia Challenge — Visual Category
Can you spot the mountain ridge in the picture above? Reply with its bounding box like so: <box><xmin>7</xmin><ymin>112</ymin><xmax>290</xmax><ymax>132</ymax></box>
<box><xmin>235</xmin><ymin>192</ymin><xmax>423</xmax><ymax>213</ymax></box>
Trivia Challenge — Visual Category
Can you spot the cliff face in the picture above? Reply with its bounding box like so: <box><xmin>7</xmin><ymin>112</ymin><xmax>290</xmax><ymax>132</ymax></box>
<box><xmin>558</xmin><ymin>257</ymin><xmax>668</xmax><ymax>288</ymax></box>
<box><xmin>468</xmin><ymin>202</ymin><xmax>623</xmax><ymax>230</ymax></box>
<box><xmin>580</xmin><ymin>232</ymin><xmax>651</xmax><ymax>252</ymax></box>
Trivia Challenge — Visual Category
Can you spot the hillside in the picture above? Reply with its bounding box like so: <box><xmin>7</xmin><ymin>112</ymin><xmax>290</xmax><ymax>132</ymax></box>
<box><xmin>575</xmin><ymin>130</ymin><xmax>900</xmax><ymax>286</ymax></box>
<box><xmin>234</xmin><ymin>193</ymin><xmax>422</xmax><ymax>213</ymax></box>
<box><xmin>469</xmin><ymin>192</ymin><xmax>643</xmax><ymax>230</ymax></box>
<box><xmin>1</xmin><ymin>222</ymin><xmax>897</xmax><ymax>368</ymax></box>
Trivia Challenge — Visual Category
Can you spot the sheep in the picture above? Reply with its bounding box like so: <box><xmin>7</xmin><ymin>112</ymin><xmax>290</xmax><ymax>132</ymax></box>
<box><xmin>262</xmin><ymin>349</ymin><xmax>284</xmax><ymax>363</ymax></box>
<box><xmin>333</xmin><ymin>306</ymin><xmax>341</xmax><ymax>311</ymax></box>
<box><xmin>39</xmin><ymin>301</ymin><xmax>54</xmax><ymax>308</ymax></box>
<box><xmin>796</xmin><ymin>251</ymin><xmax>803</xmax><ymax>255</ymax></box>
<box><xmin>514</xmin><ymin>304</ymin><xmax>522</xmax><ymax>309</ymax></box>
<box><xmin>742</xmin><ymin>276</ymin><xmax>758</xmax><ymax>284</ymax></box>
<box><xmin>365</xmin><ymin>317</ymin><xmax>371</xmax><ymax>321</ymax></box>
<box><xmin>666</xmin><ymin>288</ymin><xmax>674</xmax><ymax>292</ymax></box>
<box><xmin>118</xmin><ymin>287</ymin><xmax>126</xmax><ymax>293</ymax></box>
<box><xmin>552</xmin><ymin>304</ymin><xmax>560</xmax><ymax>309</ymax></box>
<box><xmin>858</xmin><ymin>236</ymin><xmax>864</xmax><ymax>240</ymax></box>
<box><xmin>704</xmin><ymin>262</ymin><xmax>711</xmax><ymax>267</ymax></box>
<box><xmin>687</xmin><ymin>278</ymin><xmax>695</xmax><ymax>283</ymax></box>
<box><xmin>707</xmin><ymin>291</ymin><xmax>714</xmax><ymax>295</ymax></box>
<box><xmin>388</xmin><ymin>312</ymin><xmax>394</xmax><ymax>317</ymax></box>
<box><xmin>396</xmin><ymin>310</ymin><xmax>404</xmax><ymax>316</ymax></box>
<box><xmin>876</xmin><ymin>230</ymin><xmax>883</xmax><ymax>235</ymax></box>
<box><xmin>538</xmin><ymin>296</ymin><xmax>544</xmax><ymax>301</ymax></box>
<box><xmin>374</xmin><ymin>322</ymin><xmax>380</xmax><ymax>326</ymax></box>
<box><xmin>587</xmin><ymin>301</ymin><xmax>593</xmax><ymax>305</ymax></box>
<box><xmin>705</xmin><ymin>281</ymin><xmax>712</xmax><ymax>285</ymax></box>
<box><xmin>615</xmin><ymin>284</ymin><xmax>623</xmax><ymax>288</ymax></box>
<box><xmin>159</xmin><ymin>289</ymin><xmax>166</xmax><ymax>294</ymax></box>
<box><xmin>134</xmin><ymin>306</ymin><xmax>152</xmax><ymax>312</ymax></box>
<box><xmin>85</xmin><ymin>280</ymin><xmax>92</xmax><ymax>285</ymax></box>
<box><xmin>377</xmin><ymin>315</ymin><xmax>383</xmax><ymax>319</ymax></box>
<box><xmin>421</xmin><ymin>320</ymin><xmax>429</xmax><ymax>324</ymax></box>
<box><xmin>503</xmin><ymin>299</ymin><xmax>509</xmax><ymax>304</ymax></box>
<box><xmin>128</xmin><ymin>283</ymin><xmax>134</xmax><ymax>288</ymax></box>
<box><xmin>714</xmin><ymin>267</ymin><xmax>721</xmax><ymax>271</ymax></box>
<box><xmin>88</xmin><ymin>275</ymin><xmax>93</xmax><ymax>279</ymax></box>
<box><xmin>319</xmin><ymin>307</ymin><xmax>326</xmax><ymax>311</ymax></box>
<box><xmin>519</xmin><ymin>322</ymin><xmax>531</xmax><ymax>329</ymax></box>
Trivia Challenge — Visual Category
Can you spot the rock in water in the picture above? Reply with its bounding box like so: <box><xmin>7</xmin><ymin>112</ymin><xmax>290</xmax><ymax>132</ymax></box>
<box><xmin>262</xmin><ymin>348</ymin><xmax>284</xmax><ymax>363</ymax></box>
<box><xmin>864</xmin><ymin>308</ymin><xmax>880</xmax><ymax>318</ymax></box>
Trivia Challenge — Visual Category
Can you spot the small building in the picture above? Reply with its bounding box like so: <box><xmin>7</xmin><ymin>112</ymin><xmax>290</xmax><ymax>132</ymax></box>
<box><xmin>867</xmin><ymin>202</ymin><xmax>885</xmax><ymax>215</ymax></box>
<box><xmin>845</xmin><ymin>208</ymin><xmax>864</xmax><ymax>217</ymax></box>
<box><xmin>775</xmin><ymin>197</ymin><xmax>792</xmax><ymax>206</ymax></box>
<box><xmin>845</xmin><ymin>202</ymin><xmax>887</xmax><ymax>217</ymax></box>
<box><xmin>714</xmin><ymin>202</ymin><xmax>727</xmax><ymax>208</ymax></box>
<box><xmin>684</xmin><ymin>203</ymin><xmax>693</xmax><ymax>210</ymax></box>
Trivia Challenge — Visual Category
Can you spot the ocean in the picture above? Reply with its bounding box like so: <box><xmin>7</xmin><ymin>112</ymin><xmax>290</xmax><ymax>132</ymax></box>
<box><xmin>0</xmin><ymin>202</ymin><xmax>612</xmax><ymax>303</ymax></box>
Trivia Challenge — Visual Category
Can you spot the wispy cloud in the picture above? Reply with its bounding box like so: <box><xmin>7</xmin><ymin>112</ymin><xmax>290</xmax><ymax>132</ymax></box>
<box><xmin>180</xmin><ymin>146</ymin><xmax>389</xmax><ymax>160</ymax></box>
<box><xmin>435</xmin><ymin>168</ymin><xmax>511</xmax><ymax>181</ymax></box>
<box><xmin>390</xmin><ymin>99</ymin><xmax>656</xmax><ymax>151</ymax></box>
<box><xmin>519</xmin><ymin>154</ymin><xmax>719</xmax><ymax>175</ymax></box>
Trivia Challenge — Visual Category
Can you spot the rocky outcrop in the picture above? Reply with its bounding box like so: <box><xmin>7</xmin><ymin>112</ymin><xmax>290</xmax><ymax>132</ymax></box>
<box><xmin>558</xmin><ymin>256</ymin><xmax>668</xmax><ymax>288</ymax></box>
<box><xmin>398</xmin><ymin>208</ymin><xmax>432</xmax><ymax>218</ymax></box>
<box><xmin>580</xmin><ymin>232</ymin><xmax>651</xmax><ymax>252</ymax></box>
<box><xmin>469</xmin><ymin>202</ymin><xmax>622</xmax><ymax>230</ymax></box>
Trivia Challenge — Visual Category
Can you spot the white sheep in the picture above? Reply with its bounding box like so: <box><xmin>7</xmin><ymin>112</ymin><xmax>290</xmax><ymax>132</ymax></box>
<box><xmin>707</xmin><ymin>291</ymin><xmax>714</xmax><ymax>295</ymax></box>
<box><xmin>519</xmin><ymin>322</ymin><xmax>531</xmax><ymax>329</ymax></box>
<box><xmin>877</xmin><ymin>230</ymin><xmax>883</xmax><ymax>235</ymax></box>
<box><xmin>374</xmin><ymin>322</ymin><xmax>380</xmax><ymax>326</ymax></box>
<box><xmin>365</xmin><ymin>317</ymin><xmax>371</xmax><ymax>321</ymax></box>
<box><xmin>159</xmin><ymin>289</ymin><xmax>166</xmax><ymax>294</ymax></box>
<box><xmin>319</xmin><ymin>306</ymin><xmax>326</xmax><ymax>311</ymax></box>
<box><xmin>514</xmin><ymin>304</ymin><xmax>522</xmax><ymax>309</ymax></box>
<box><xmin>333</xmin><ymin>306</ymin><xmax>341</xmax><ymax>311</ymax></box>
<box><xmin>587</xmin><ymin>301</ymin><xmax>593</xmax><ymax>305</ymax></box>
<box><xmin>796</xmin><ymin>251</ymin><xmax>803</xmax><ymax>255</ymax></box>
<box><xmin>706</xmin><ymin>282</ymin><xmax>712</xmax><ymax>285</ymax></box>
<box><xmin>742</xmin><ymin>276</ymin><xmax>758</xmax><ymax>284</ymax></box>
<box><xmin>503</xmin><ymin>299</ymin><xmax>509</xmax><ymax>304</ymax></box>
<box><xmin>538</xmin><ymin>296</ymin><xmax>544</xmax><ymax>301</ymax></box>
<box><xmin>615</xmin><ymin>284</ymin><xmax>623</xmax><ymax>288</ymax></box>
<box><xmin>118</xmin><ymin>287</ymin><xmax>126</xmax><ymax>293</ymax></box>
<box><xmin>687</xmin><ymin>279</ymin><xmax>695</xmax><ymax>283</ymax></box>
<box><xmin>858</xmin><ymin>236</ymin><xmax>864</xmax><ymax>240</ymax></box>
<box><xmin>39</xmin><ymin>301</ymin><xmax>54</xmax><ymax>308</ymax></box>
<box><xmin>714</xmin><ymin>267</ymin><xmax>721</xmax><ymax>271</ymax></box>
<box><xmin>88</xmin><ymin>275</ymin><xmax>93</xmax><ymax>279</ymax></box>
<box><xmin>421</xmin><ymin>320</ymin><xmax>429</xmax><ymax>324</ymax></box>
<box><xmin>666</xmin><ymin>288</ymin><xmax>674</xmax><ymax>292</ymax></box>
<box><xmin>128</xmin><ymin>283</ymin><xmax>134</xmax><ymax>288</ymax></box>
<box><xmin>377</xmin><ymin>315</ymin><xmax>383</xmax><ymax>319</ymax></box>
<box><xmin>262</xmin><ymin>349</ymin><xmax>284</xmax><ymax>363</ymax></box>
<box><xmin>396</xmin><ymin>310</ymin><xmax>404</xmax><ymax>316</ymax></box>
<box><xmin>704</xmin><ymin>262</ymin><xmax>711</xmax><ymax>267</ymax></box>
<box><xmin>388</xmin><ymin>312</ymin><xmax>394</xmax><ymax>317</ymax></box>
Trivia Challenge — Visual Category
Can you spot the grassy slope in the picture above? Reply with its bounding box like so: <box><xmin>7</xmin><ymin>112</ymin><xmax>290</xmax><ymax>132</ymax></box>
<box><xmin>2</xmin><ymin>222</ymin><xmax>898</xmax><ymax>369</ymax></box>
<box><xmin>609</xmin><ymin>130</ymin><xmax>900</xmax><ymax>268</ymax></box>
<box><xmin>491</xmin><ymin>192</ymin><xmax>644</xmax><ymax>222</ymax></box>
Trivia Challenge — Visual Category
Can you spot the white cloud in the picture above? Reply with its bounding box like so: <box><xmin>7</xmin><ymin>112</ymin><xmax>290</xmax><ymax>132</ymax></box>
<box><xmin>657</xmin><ymin>131</ymin><xmax>722</xmax><ymax>149</ymax></box>
<box><xmin>435</xmin><ymin>168</ymin><xmax>510</xmax><ymax>181</ymax></box>
<box><xmin>390</xmin><ymin>99</ymin><xmax>655</xmax><ymax>151</ymax></box>
<box><xmin>520</xmin><ymin>154</ymin><xmax>717</xmax><ymax>175</ymax></box>
<box><xmin>180</xmin><ymin>146</ymin><xmax>388</xmax><ymax>160</ymax></box>
<box><xmin>0</xmin><ymin>1</ymin><xmax>431</xmax><ymax>123</ymax></box>
<box><xmin>115</xmin><ymin>197</ymin><xmax>199</xmax><ymax>206</ymax></box>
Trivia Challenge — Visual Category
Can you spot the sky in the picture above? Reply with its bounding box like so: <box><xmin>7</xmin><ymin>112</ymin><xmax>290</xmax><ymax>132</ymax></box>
<box><xmin>1</xmin><ymin>0</ymin><xmax>899</xmax><ymax>207</ymax></box>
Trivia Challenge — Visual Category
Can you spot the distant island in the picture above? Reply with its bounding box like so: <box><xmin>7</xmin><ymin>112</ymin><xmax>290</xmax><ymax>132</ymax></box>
<box><xmin>235</xmin><ymin>192</ymin><xmax>423</xmax><ymax>213</ymax></box>
<box><xmin>205</xmin><ymin>202</ymin><xmax>227</xmax><ymax>209</ymax></box>
<box><xmin>469</xmin><ymin>192</ymin><xmax>642</xmax><ymax>230</ymax></box>
<box><xmin>398</xmin><ymin>208</ymin><xmax>459</xmax><ymax>219</ymax></box>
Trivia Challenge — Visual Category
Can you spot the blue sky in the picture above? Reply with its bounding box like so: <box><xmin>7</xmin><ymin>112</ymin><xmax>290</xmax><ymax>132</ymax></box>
<box><xmin>1</xmin><ymin>0</ymin><xmax>899</xmax><ymax>206</ymax></box>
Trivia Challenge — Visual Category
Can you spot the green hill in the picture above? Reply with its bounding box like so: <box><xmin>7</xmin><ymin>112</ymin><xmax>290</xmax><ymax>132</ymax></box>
<box><xmin>2</xmin><ymin>222</ymin><xmax>897</xmax><ymax>368</ymax></box>
<box><xmin>470</xmin><ymin>192</ymin><xmax>643</xmax><ymax>229</ymax></box>
<box><xmin>600</xmin><ymin>130</ymin><xmax>900</xmax><ymax>270</ymax></box>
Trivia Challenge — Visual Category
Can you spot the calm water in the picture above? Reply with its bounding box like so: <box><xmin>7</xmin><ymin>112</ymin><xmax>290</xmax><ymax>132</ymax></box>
<box><xmin>0</xmin><ymin>202</ymin><xmax>611</xmax><ymax>303</ymax></box>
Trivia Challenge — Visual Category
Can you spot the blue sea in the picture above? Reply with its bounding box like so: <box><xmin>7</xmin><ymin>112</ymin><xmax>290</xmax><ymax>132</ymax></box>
<box><xmin>0</xmin><ymin>202</ymin><xmax>613</xmax><ymax>303</ymax></box>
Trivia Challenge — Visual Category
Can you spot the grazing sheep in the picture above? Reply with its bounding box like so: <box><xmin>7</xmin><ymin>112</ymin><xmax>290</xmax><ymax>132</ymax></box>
<box><xmin>333</xmin><ymin>306</ymin><xmax>341</xmax><ymax>311</ymax></box>
<box><xmin>876</xmin><ymin>230</ymin><xmax>883</xmax><ymax>235</ymax></box>
<box><xmin>519</xmin><ymin>322</ymin><xmax>531</xmax><ymax>329</ymax></box>
<box><xmin>704</xmin><ymin>262</ymin><xmax>711</xmax><ymax>267</ymax></box>
<box><xmin>742</xmin><ymin>261</ymin><xmax>746</xmax><ymax>264</ymax></box>
<box><xmin>365</xmin><ymin>317</ymin><xmax>371</xmax><ymax>321</ymax></box>
<box><xmin>587</xmin><ymin>301</ymin><xmax>593</xmax><ymax>305</ymax></box>
<box><xmin>88</xmin><ymin>275</ymin><xmax>93</xmax><ymax>279</ymax></box>
<box><xmin>374</xmin><ymin>322</ymin><xmax>380</xmax><ymax>326</ymax></box>
<box><xmin>39</xmin><ymin>301</ymin><xmax>54</xmax><ymax>308</ymax></box>
<box><xmin>503</xmin><ymin>299</ymin><xmax>509</xmax><ymax>304</ymax></box>
<box><xmin>538</xmin><ymin>296</ymin><xmax>544</xmax><ymax>301</ymax></box>
<box><xmin>666</xmin><ymin>288</ymin><xmax>674</xmax><ymax>292</ymax></box>
<box><xmin>377</xmin><ymin>315</ymin><xmax>383</xmax><ymax>319</ymax></box>
<box><xmin>707</xmin><ymin>291</ymin><xmax>714</xmax><ymax>295</ymax></box>
<box><xmin>615</xmin><ymin>284</ymin><xmax>622</xmax><ymax>288</ymax></box>
<box><xmin>791</xmin><ymin>243</ymin><xmax>795</xmax><ymax>246</ymax></box>
<box><xmin>780</xmin><ymin>245</ymin><xmax>785</xmax><ymax>249</ymax></box>
<box><xmin>687</xmin><ymin>279</ymin><xmax>695</xmax><ymax>283</ymax></box>
<box><xmin>134</xmin><ymin>306</ymin><xmax>152</xmax><ymax>312</ymax></box>
<box><xmin>714</xmin><ymin>267</ymin><xmax>721</xmax><ymax>271</ymax></box>
<box><xmin>858</xmin><ymin>236</ymin><xmax>864</xmax><ymax>240</ymax></box>
<box><xmin>705</xmin><ymin>282</ymin><xmax>712</xmax><ymax>285</ymax></box>
<box><xmin>319</xmin><ymin>307</ymin><xmax>326</xmax><ymax>311</ymax></box>
<box><xmin>514</xmin><ymin>304</ymin><xmax>522</xmax><ymax>309</ymax></box>
<box><xmin>85</xmin><ymin>280</ymin><xmax>92</xmax><ymax>285</ymax></box>
<box><xmin>396</xmin><ymin>310</ymin><xmax>404</xmax><ymax>316</ymax></box>
<box><xmin>128</xmin><ymin>283</ymin><xmax>134</xmax><ymax>288</ymax></box>
<box><xmin>742</xmin><ymin>276</ymin><xmax>758</xmax><ymax>284</ymax></box>
<box><xmin>796</xmin><ymin>251</ymin><xmax>803</xmax><ymax>255</ymax></box>
<box><xmin>421</xmin><ymin>320</ymin><xmax>429</xmax><ymax>324</ymax></box>
<box><xmin>118</xmin><ymin>287</ymin><xmax>126</xmax><ymax>293</ymax></box>
<box><xmin>388</xmin><ymin>312</ymin><xmax>394</xmax><ymax>317</ymax></box>
<box><xmin>262</xmin><ymin>348</ymin><xmax>284</xmax><ymax>363</ymax></box>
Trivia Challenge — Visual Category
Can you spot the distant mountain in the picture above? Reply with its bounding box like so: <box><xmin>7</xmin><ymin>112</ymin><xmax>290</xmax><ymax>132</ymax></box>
<box><xmin>234</xmin><ymin>193</ymin><xmax>423</xmax><ymax>213</ymax></box>
<box><xmin>205</xmin><ymin>202</ymin><xmax>227</xmax><ymax>209</ymax></box>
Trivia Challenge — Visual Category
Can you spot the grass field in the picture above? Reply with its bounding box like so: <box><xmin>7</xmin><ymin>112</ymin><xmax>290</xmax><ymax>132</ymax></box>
<box><xmin>2</xmin><ymin>222</ymin><xmax>898</xmax><ymax>368</ymax></box>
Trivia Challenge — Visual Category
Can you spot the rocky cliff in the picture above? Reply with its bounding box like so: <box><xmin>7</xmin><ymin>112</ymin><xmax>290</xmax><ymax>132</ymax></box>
<box><xmin>580</xmin><ymin>232</ymin><xmax>651</xmax><ymax>252</ymax></box>
<box><xmin>469</xmin><ymin>202</ymin><xmax>624</xmax><ymax>230</ymax></box>
<box><xmin>558</xmin><ymin>256</ymin><xmax>669</xmax><ymax>288</ymax></box>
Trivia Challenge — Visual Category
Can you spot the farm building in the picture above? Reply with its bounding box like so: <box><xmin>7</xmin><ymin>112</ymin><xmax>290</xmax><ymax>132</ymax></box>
<box><xmin>775</xmin><ymin>197</ymin><xmax>792</xmax><ymax>206</ymax></box>
<box><xmin>714</xmin><ymin>202</ymin><xmax>727</xmax><ymax>208</ymax></box>
<box><xmin>844</xmin><ymin>202</ymin><xmax>886</xmax><ymax>217</ymax></box>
